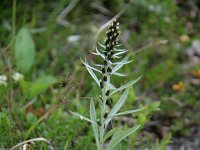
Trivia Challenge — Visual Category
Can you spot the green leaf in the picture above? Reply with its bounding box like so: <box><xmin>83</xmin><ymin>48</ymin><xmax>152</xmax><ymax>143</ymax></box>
<box><xmin>105</xmin><ymin>89</ymin><xmax>129</xmax><ymax>127</ymax></box>
<box><xmin>20</xmin><ymin>75</ymin><xmax>57</xmax><ymax>98</ymax></box>
<box><xmin>70</xmin><ymin>110</ymin><xmax>98</xmax><ymax>125</ymax></box>
<box><xmin>108</xmin><ymin>108</ymin><xmax>145</xmax><ymax>118</ymax></box>
<box><xmin>108</xmin><ymin>125</ymin><xmax>141</xmax><ymax>150</ymax></box>
<box><xmin>90</xmin><ymin>98</ymin><xmax>100</xmax><ymax>147</ymax></box>
<box><xmin>83</xmin><ymin>59</ymin><xmax>100</xmax><ymax>86</ymax></box>
<box><xmin>112</xmin><ymin>56</ymin><xmax>129</xmax><ymax>72</ymax></box>
<box><xmin>81</xmin><ymin>59</ymin><xmax>101</xmax><ymax>73</ymax></box>
<box><xmin>112</xmin><ymin>72</ymin><xmax>127</xmax><ymax>77</ymax></box>
<box><xmin>110</xmin><ymin>76</ymin><xmax>142</xmax><ymax>96</ymax></box>
<box><xmin>14</xmin><ymin>27</ymin><xmax>35</xmax><ymax>73</ymax></box>
<box><xmin>102</xmin><ymin>128</ymin><xmax>118</xmax><ymax>144</ymax></box>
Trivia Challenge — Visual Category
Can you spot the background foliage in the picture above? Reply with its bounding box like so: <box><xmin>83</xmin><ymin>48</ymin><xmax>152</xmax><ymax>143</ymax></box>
<box><xmin>0</xmin><ymin>0</ymin><xmax>200</xmax><ymax>149</ymax></box>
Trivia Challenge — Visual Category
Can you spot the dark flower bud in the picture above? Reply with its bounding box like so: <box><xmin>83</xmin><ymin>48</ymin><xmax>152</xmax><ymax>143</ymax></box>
<box><xmin>105</xmin><ymin>40</ymin><xmax>109</xmax><ymax>45</ymax></box>
<box><xmin>110</xmin><ymin>57</ymin><xmax>114</xmax><ymax>62</ymax></box>
<box><xmin>107</xmin><ymin>66</ymin><xmax>112</xmax><ymax>73</ymax></box>
<box><xmin>100</xmin><ymin>79</ymin><xmax>104</xmax><ymax>88</ymax></box>
<box><xmin>104</xmin><ymin>113</ymin><xmax>108</xmax><ymax>118</ymax></box>
<box><xmin>106</xmin><ymin>90</ymin><xmax>110</xmax><ymax>96</ymax></box>
<box><xmin>97</xmin><ymin>120</ymin><xmax>101</xmax><ymax>126</ymax></box>
<box><xmin>101</xmin><ymin>67</ymin><xmax>105</xmax><ymax>74</ymax></box>
<box><xmin>103</xmin><ymin>76</ymin><xmax>107</xmax><ymax>82</ymax></box>
<box><xmin>104</xmin><ymin>52</ymin><xmax>108</xmax><ymax>56</ymax></box>
<box><xmin>107</xmin><ymin>55</ymin><xmax>111</xmax><ymax>60</ymax></box>
<box><xmin>104</xmin><ymin>60</ymin><xmax>107</xmax><ymax>66</ymax></box>
<box><xmin>106</xmin><ymin>98</ymin><xmax>112</xmax><ymax>108</ymax></box>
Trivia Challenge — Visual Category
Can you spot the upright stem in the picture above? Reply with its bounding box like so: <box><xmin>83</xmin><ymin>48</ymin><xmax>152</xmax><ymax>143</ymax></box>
<box><xmin>98</xmin><ymin>19</ymin><xmax>120</xmax><ymax>149</ymax></box>
<box><xmin>100</xmin><ymin>60</ymin><xmax>110</xmax><ymax>148</ymax></box>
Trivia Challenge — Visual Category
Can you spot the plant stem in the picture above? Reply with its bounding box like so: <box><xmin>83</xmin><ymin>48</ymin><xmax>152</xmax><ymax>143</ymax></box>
<box><xmin>100</xmin><ymin>60</ymin><xmax>111</xmax><ymax>149</ymax></box>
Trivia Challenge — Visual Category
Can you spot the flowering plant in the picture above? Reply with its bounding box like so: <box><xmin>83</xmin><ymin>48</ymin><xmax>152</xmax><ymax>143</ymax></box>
<box><xmin>71</xmin><ymin>19</ymin><xmax>143</xmax><ymax>150</ymax></box>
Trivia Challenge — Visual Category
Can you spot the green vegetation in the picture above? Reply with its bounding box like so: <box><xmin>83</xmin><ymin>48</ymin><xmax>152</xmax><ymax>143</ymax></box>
<box><xmin>0</xmin><ymin>0</ymin><xmax>200</xmax><ymax>149</ymax></box>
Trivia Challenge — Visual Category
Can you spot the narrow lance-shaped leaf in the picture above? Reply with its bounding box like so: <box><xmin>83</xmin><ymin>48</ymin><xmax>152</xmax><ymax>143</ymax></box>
<box><xmin>101</xmin><ymin>128</ymin><xmax>118</xmax><ymax>144</ymax></box>
<box><xmin>113</xmin><ymin>48</ymin><xmax>126</xmax><ymax>52</ymax></box>
<box><xmin>113</xmin><ymin>50</ymin><xmax>128</xmax><ymax>57</ymax></box>
<box><xmin>112</xmin><ymin>56</ymin><xmax>129</xmax><ymax>73</ymax></box>
<box><xmin>110</xmin><ymin>76</ymin><xmax>142</xmax><ymax>96</ymax></box>
<box><xmin>70</xmin><ymin>110</ymin><xmax>98</xmax><ymax>125</ymax></box>
<box><xmin>105</xmin><ymin>82</ymin><xmax>116</xmax><ymax>90</ymax></box>
<box><xmin>97</xmin><ymin>42</ymin><xmax>105</xmax><ymax>49</ymax></box>
<box><xmin>108</xmin><ymin>125</ymin><xmax>141</xmax><ymax>150</ymax></box>
<box><xmin>90</xmin><ymin>98</ymin><xmax>100</xmax><ymax>147</ymax></box>
<box><xmin>91</xmin><ymin>60</ymin><xmax>103</xmax><ymax>67</ymax></box>
<box><xmin>111</xmin><ymin>60</ymin><xmax>133</xmax><ymax>65</ymax></box>
<box><xmin>83</xmin><ymin>59</ymin><xmax>100</xmax><ymax>86</ymax></box>
<box><xmin>105</xmin><ymin>89</ymin><xmax>129</xmax><ymax>127</ymax></box>
<box><xmin>112</xmin><ymin>72</ymin><xmax>127</xmax><ymax>77</ymax></box>
<box><xmin>107</xmin><ymin>108</ymin><xmax>145</xmax><ymax>119</ymax></box>
<box><xmin>90</xmin><ymin>47</ymin><xmax>105</xmax><ymax>59</ymax></box>
<box><xmin>81</xmin><ymin>59</ymin><xmax>101</xmax><ymax>73</ymax></box>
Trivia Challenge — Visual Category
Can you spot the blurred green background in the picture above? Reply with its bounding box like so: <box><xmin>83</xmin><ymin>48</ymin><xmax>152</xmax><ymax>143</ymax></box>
<box><xmin>0</xmin><ymin>0</ymin><xmax>200</xmax><ymax>149</ymax></box>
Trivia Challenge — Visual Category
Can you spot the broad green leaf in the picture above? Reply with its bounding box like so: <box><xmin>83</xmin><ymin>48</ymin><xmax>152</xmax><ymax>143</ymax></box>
<box><xmin>110</xmin><ymin>76</ymin><xmax>142</xmax><ymax>96</ymax></box>
<box><xmin>70</xmin><ymin>110</ymin><xmax>98</xmax><ymax>125</ymax></box>
<box><xmin>108</xmin><ymin>125</ymin><xmax>141</xmax><ymax>150</ymax></box>
<box><xmin>90</xmin><ymin>98</ymin><xmax>100</xmax><ymax>147</ymax></box>
<box><xmin>108</xmin><ymin>108</ymin><xmax>145</xmax><ymax>118</ymax></box>
<box><xmin>105</xmin><ymin>89</ymin><xmax>129</xmax><ymax>127</ymax></box>
<box><xmin>101</xmin><ymin>128</ymin><xmax>118</xmax><ymax>144</ymax></box>
<box><xmin>83</xmin><ymin>59</ymin><xmax>100</xmax><ymax>86</ymax></box>
<box><xmin>20</xmin><ymin>75</ymin><xmax>57</xmax><ymax>98</ymax></box>
<box><xmin>15</xmin><ymin>27</ymin><xmax>35</xmax><ymax>73</ymax></box>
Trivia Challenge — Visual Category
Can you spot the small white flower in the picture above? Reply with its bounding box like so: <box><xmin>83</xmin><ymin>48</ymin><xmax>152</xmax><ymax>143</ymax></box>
<box><xmin>12</xmin><ymin>72</ymin><xmax>24</xmax><ymax>81</ymax></box>
<box><xmin>0</xmin><ymin>75</ymin><xmax>7</xmax><ymax>86</ymax></box>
